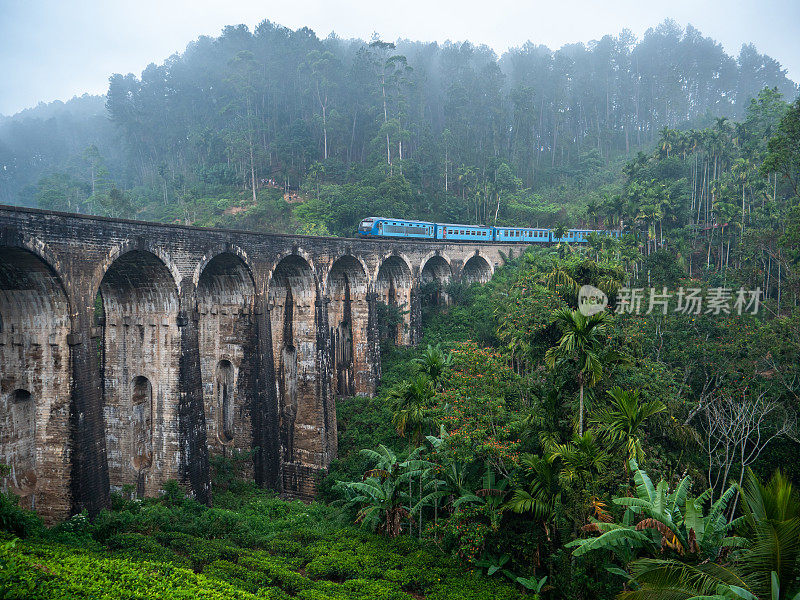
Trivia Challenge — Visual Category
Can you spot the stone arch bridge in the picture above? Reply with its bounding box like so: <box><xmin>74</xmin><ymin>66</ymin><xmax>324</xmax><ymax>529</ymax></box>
<box><xmin>0</xmin><ymin>205</ymin><xmax>523</xmax><ymax>521</ymax></box>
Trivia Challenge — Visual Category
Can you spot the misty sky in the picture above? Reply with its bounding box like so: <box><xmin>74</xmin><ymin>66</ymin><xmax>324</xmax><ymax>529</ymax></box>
<box><xmin>1</xmin><ymin>0</ymin><xmax>799</xmax><ymax>116</ymax></box>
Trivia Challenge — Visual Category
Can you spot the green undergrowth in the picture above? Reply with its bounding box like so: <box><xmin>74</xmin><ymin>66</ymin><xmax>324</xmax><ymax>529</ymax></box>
<box><xmin>0</xmin><ymin>490</ymin><xmax>523</xmax><ymax>599</ymax></box>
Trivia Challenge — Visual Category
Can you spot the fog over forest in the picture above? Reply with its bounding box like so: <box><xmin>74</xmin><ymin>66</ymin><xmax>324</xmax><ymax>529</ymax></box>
<box><xmin>0</xmin><ymin>18</ymin><xmax>796</xmax><ymax>234</ymax></box>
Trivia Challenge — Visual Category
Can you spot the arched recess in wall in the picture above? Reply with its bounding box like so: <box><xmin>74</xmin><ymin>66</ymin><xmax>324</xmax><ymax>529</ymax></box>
<box><xmin>420</xmin><ymin>255</ymin><xmax>453</xmax><ymax>307</ymax></box>
<box><xmin>268</xmin><ymin>254</ymin><xmax>318</xmax><ymax>465</ymax></box>
<box><xmin>196</xmin><ymin>252</ymin><xmax>256</xmax><ymax>458</ymax></box>
<box><xmin>215</xmin><ymin>360</ymin><xmax>235</xmax><ymax>443</ymax></box>
<box><xmin>326</xmin><ymin>255</ymin><xmax>368</xmax><ymax>397</ymax></box>
<box><xmin>131</xmin><ymin>376</ymin><xmax>153</xmax><ymax>497</ymax></box>
<box><xmin>0</xmin><ymin>246</ymin><xmax>71</xmax><ymax>519</ymax></box>
<box><xmin>375</xmin><ymin>255</ymin><xmax>413</xmax><ymax>345</ymax></box>
<box><xmin>462</xmin><ymin>254</ymin><xmax>492</xmax><ymax>284</ymax></box>
<box><xmin>98</xmin><ymin>250</ymin><xmax>180</xmax><ymax>497</ymax></box>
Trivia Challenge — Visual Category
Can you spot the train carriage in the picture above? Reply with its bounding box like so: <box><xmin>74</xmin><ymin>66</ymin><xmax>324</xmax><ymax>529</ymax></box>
<box><xmin>435</xmin><ymin>223</ymin><xmax>494</xmax><ymax>242</ymax></box>
<box><xmin>495</xmin><ymin>227</ymin><xmax>551</xmax><ymax>243</ymax></box>
<box><xmin>358</xmin><ymin>217</ymin><xmax>435</xmax><ymax>239</ymax></box>
<box><xmin>357</xmin><ymin>216</ymin><xmax>620</xmax><ymax>245</ymax></box>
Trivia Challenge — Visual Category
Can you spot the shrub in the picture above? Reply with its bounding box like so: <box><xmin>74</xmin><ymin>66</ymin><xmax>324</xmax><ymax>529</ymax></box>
<box><xmin>105</xmin><ymin>532</ymin><xmax>186</xmax><ymax>565</ymax></box>
<box><xmin>154</xmin><ymin>532</ymin><xmax>242</xmax><ymax>569</ymax></box>
<box><xmin>0</xmin><ymin>538</ymin><xmax>45</xmax><ymax>599</ymax></box>
<box><xmin>0</xmin><ymin>492</ymin><xmax>43</xmax><ymax>538</ymax></box>
<box><xmin>203</xmin><ymin>559</ymin><xmax>291</xmax><ymax>596</ymax></box>
<box><xmin>237</xmin><ymin>552</ymin><xmax>313</xmax><ymax>594</ymax></box>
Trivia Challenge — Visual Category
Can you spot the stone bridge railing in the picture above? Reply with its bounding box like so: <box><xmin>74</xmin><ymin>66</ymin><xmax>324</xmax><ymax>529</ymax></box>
<box><xmin>0</xmin><ymin>205</ymin><xmax>523</xmax><ymax>521</ymax></box>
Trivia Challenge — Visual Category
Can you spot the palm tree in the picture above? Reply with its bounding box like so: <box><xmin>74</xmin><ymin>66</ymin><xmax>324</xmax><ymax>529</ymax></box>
<box><xmin>545</xmin><ymin>431</ymin><xmax>611</xmax><ymax>487</ymax></box>
<box><xmin>506</xmin><ymin>453</ymin><xmax>562</xmax><ymax>521</ymax></box>
<box><xmin>737</xmin><ymin>469</ymin><xmax>800</xmax><ymax>600</ymax></box>
<box><xmin>618</xmin><ymin>559</ymin><xmax>752</xmax><ymax>599</ymax></box>
<box><xmin>552</xmin><ymin>223</ymin><xmax>571</xmax><ymax>256</ymax></box>
<box><xmin>552</xmin><ymin>223</ymin><xmax>568</xmax><ymax>242</ymax></box>
<box><xmin>389</xmin><ymin>374</ymin><xmax>435</xmax><ymax>446</ymax></box>
<box><xmin>586</xmin><ymin>200</ymin><xmax>601</xmax><ymax>227</ymax></box>
<box><xmin>413</xmin><ymin>344</ymin><xmax>451</xmax><ymax>388</ymax></box>
<box><xmin>592</xmin><ymin>387</ymin><xmax>665</xmax><ymax>469</ymax></box>
<box><xmin>545</xmin><ymin>308</ymin><xmax>611</xmax><ymax>435</ymax></box>
<box><xmin>543</xmin><ymin>260</ymin><xmax>579</xmax><ymax>303</ymax></box>
<box><xmin>506</xmin><ymin>453</ymin><xmax>562</xmax><ymax>546</ymax></box>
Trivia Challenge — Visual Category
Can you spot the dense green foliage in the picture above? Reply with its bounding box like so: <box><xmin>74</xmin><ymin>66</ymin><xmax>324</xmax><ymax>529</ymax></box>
<box><xmin>0</xmin><ymin>485</ymin><xmax>526</xmax><ymax>599</ymax></box>
<box><xmin>315</xmin><ymin>95</ymin><xmax>800</xmax><ymax>596</ymax></box>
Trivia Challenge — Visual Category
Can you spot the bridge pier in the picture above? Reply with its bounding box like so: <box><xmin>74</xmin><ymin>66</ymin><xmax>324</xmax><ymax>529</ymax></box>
<box><xmin>177</xmin><ymin>301</ymin><xmax>211</xmax><ymax>505</ymax></box>
<box><xmin>69</xmin><ymin>290</ymin><xmax>111</xmax><ymax>517</ymax></box>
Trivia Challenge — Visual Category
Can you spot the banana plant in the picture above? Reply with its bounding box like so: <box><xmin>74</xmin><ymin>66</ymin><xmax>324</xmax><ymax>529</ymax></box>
<box><xmin>568</xmin><ymin>459</ymin><xmax>744</xmax><ymax>561</ymax></box>
<box><xmin>335</xmin><ymin>444</ymin><xmax>436</xmax><ymax>537</ymax></box>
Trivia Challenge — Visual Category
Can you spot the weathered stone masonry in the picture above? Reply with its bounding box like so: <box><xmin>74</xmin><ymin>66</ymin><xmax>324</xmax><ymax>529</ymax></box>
<box><xmin>0</xmin><ymin>205</ymin><xmax>522</xmax><ymax>521</ymax></box>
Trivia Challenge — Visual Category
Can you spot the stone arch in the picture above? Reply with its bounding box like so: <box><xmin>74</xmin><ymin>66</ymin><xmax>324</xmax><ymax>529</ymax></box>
<box><xmin>98</xmin><ymin>250</ymin><xmax>180</xmax><ymax>497</ymax></box>
<box><xmin>420</xmin><ymin>254</ymin><xmax>453</xmax><ymax>307</ymax></box>
<box><xmin>91</xmin><ymin>240</ymin><xmax>182</xmax><ymax>307</ymax></box>
<box><xmin>375</xmin><ymin>254</ymin><xmax>414</xmax><ymax>345</ymax></box>
<box><xmin>462</xmin><ymin>254</ymin><xmax>493</xmax><ymax>284</ymax></box>
<box><xmin>268</xmin><ymin>254</ymin><xmax>321</xmax><ymax>467</ymax></box>
<box><xmin>326</xmin><ymin>255</ymin><xmax>369</xmax><ymax>397</ymax></box>
<box><xmin>197</xmin><ymin>251</ymin><xmax>256</xmax><ymax>462</ymax></box>
<box><xmin>0</xmin><ymin>246</ymin><xmax>71</xmax><ymax>520</ymax></box>
<box><xmin>192</xmin><ymin>244</ymin><xmax>256</xmax><ymax>291</ymax></box>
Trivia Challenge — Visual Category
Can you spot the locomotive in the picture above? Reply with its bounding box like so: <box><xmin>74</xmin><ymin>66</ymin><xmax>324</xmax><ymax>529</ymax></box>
<box><xmin>356</xmin><ymin>217</ymin><xmax>620</xmax><ymax>243</ymax></box>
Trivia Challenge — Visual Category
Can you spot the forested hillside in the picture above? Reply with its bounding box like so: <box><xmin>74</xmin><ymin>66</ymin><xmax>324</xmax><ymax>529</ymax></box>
<box><xmin>2</xmin><ymin>17</ymin><xmax>800</xmax><ymax>595</ymax></box>
<box><xmin>0</xmin><ymin>19</ymin><xmax>796</xmax><ymax>235</ymax></box>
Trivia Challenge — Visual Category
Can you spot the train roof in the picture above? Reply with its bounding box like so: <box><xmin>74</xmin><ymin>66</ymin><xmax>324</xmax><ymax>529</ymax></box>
<box><xmin>365</xmin><ymin>217</ymin><xmax>436</xmax><ymax>225</ymax></box>
<box><xmin>495</xmin><ymin>226</ymin><xmax>551</xmax><ymax>230</ymax></box>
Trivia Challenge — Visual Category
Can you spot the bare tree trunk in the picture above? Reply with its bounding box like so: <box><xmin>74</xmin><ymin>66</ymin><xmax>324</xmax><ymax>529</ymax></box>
<box><xmin>250</xmin><ymin>139</ymin><xmax>257</xmax><ymax>205</ymax></box>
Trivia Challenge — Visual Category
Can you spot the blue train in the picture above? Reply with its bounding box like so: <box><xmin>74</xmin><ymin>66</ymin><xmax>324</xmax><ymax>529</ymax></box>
<box><xmin>357</xmin><ymin>217</ymin><xmax>620</xmax><ymax>243</ymax></box>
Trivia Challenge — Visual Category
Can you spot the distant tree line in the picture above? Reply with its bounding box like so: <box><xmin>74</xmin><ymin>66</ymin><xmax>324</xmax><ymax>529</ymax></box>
<box><xmin>0</xmin><ymin>19</ymin><xmax>796</xmax><ymax>227</ymax></box>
